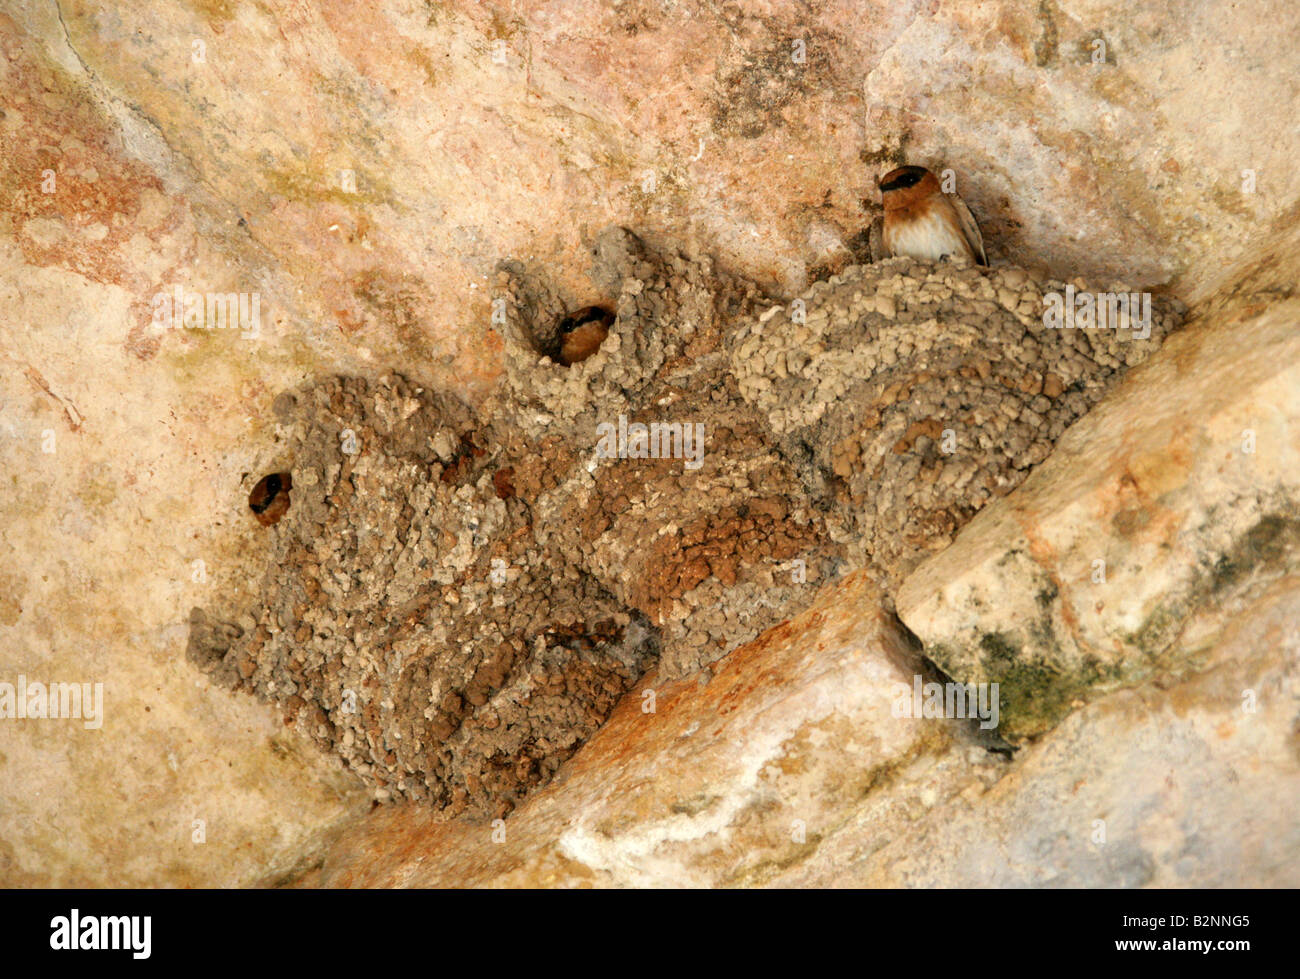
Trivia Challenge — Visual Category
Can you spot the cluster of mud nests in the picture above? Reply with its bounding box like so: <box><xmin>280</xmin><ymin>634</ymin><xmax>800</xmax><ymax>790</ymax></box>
<box><xmin>188</xmin><ymin>228</ymin><xmax>1185</xmax><ymax>817</ymax></box>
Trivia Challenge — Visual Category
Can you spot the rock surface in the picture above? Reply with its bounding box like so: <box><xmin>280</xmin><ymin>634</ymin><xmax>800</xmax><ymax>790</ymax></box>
<box><xmin>300</xmin><ymin>568</ymin><xmax>1300</xmax><ymax>888</ymax></box>
<box><xmin>782</xmin><ymin>575</ymin><xmax>1300</xmax><ymax>887</ymax></box>
<box><xmin>896</xmin><ymin>296</ymin><xmax>1300</xmax><ymax>739</ymax></box>
<box><xmin>2</xmin><ymin>0</ymin><xmax>1298</xmax><ymax>886</ymax></box>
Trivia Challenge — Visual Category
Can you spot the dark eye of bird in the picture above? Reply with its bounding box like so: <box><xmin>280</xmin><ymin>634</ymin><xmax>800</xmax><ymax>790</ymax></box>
<box><xmin>882</xmin><ymin>171</ymin><xmax>923</xmax><ymax>192</ymax></box>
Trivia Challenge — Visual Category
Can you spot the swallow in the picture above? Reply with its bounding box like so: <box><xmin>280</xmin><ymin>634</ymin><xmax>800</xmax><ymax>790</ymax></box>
<box><xmin>555</xmin><ymin>306</ymin><xmax>615</xmax><ymax>366</ymax></box>
<box><xmin>249</xmin><ymin>472</ymin><xmax>292</xmax><ymax>526</ymax></box>
<box><xmin>879</xmin><ymin>165</ymin><xmax>986</xmax><ymax>266</ymax></box>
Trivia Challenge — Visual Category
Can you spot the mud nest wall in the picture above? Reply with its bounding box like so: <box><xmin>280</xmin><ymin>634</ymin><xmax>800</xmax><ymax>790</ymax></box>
<box><xmin>188</xmin><ymin>228</ymin><xmax>1184</xmax><ymax>818</ymax></box>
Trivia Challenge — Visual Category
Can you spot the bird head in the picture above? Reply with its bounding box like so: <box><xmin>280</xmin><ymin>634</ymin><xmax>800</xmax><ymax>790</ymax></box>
<box><xmin>879</xmin><ymin>165</ymin><xmax>940</xmax><ymax>211</ymax></box>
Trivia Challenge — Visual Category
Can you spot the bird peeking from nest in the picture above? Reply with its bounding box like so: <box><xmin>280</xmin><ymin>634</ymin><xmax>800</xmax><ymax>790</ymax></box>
<box><xmin>879</xmin><ymin>165</ymin><xmax>987</xmax><ymax>266</ymax></box>
<box><xmin>248</xmin><ymin>472</ymin><xmax>292</xmax><ymax>526</ymax></box>
<box><xmin>554</xmin><ymin>305</ymin><xmax>615</xmax><ymax>366</ymax></box>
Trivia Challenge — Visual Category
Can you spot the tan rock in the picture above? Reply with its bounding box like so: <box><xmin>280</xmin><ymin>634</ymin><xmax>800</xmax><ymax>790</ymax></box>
<box><xmin>794</xmin><ymin>575</ymin><xmax>1300</xmax><ymax>887</ymax></box>
<box><xmin>3</xmin><ymin>0</ymin><xmax>1300</xmax><ymax>887</ymax></box>
<box><xmin>896</xmin><ymin>298</ymin><xmax>1300</xmax><ymax>738</ymax></box>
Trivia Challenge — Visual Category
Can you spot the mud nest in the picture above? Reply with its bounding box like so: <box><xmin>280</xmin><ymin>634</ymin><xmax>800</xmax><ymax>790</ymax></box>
<box><xmin>188</xmin><ymin>227</ymin><xmax>1185</xmax><ymax>817</ymax></box>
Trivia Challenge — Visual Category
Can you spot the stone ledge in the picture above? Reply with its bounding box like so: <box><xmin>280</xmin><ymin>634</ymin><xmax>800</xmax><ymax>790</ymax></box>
<box><xmin>896</xmin><ymin>299</ymin><xmax>1300</xmax><ymax>739</ymax></box>
<box><xmin>302</xmin><ymin>572</ymin><xmax>955</xmax><ymax>887</ymax></box>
